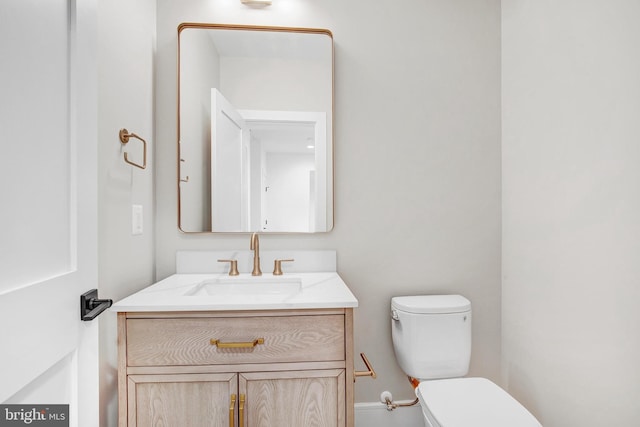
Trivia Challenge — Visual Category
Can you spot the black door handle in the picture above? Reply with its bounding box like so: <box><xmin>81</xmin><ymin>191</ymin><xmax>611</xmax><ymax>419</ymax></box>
<box><xmin>80</xmin><ymin>289</ymin><xmax>113</xmax><ymax>321</ymax></box>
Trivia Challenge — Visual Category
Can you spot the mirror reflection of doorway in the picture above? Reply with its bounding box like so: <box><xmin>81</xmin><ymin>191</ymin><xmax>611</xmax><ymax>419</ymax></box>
<box><xmin>243</xmin><ymin>109</ymin><xmax>326</xmax><ymax>233</ymax></box>
<box><xmin>262</xmin><ymin>151</ymin><xmax>315</xmax><ymax>232</ymax></box>
<box><xmin>211</xmin><ymin>92</ymin><xmax>327</xmax><ymax>232</ymax></box>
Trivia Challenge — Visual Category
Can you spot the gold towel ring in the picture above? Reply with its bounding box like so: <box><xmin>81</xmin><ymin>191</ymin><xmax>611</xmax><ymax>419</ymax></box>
<box><xmin>119</xmin><ymin>128</ymin><xmax>147</xmax><ymax>170</ymax></box>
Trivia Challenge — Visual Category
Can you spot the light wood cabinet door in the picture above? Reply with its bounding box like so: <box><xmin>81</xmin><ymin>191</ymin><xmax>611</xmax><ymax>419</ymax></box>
<box><xmin>240</xmin><ymin>369</ymin><xmax>345</xmax><ymax>427</ymax></box>
<box><xmin>127</xmin><ymin>373</ymin><xmax>237</xmax><ymax>427</ymax></box>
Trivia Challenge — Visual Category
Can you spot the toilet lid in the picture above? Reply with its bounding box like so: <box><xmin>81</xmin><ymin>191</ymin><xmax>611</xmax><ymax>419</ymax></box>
<box><xmin>416</xmin><ymin>378</ymin><xmax>541</xmax><ymax>427</ymax></box>
<box><xmin>391</xmin><ymin>295</ymin><xmax>471</xmax><ymax>314</ymax></box>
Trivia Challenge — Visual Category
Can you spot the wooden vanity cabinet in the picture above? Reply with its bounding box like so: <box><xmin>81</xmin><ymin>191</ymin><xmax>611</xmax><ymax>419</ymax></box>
<box><xmin>118</xmin><ymin>309</ymin><xmax>354</xmax><ymax>427</ymax></box>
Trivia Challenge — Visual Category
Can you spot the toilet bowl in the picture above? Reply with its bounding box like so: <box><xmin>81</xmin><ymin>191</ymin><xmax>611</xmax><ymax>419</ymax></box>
<box><xmin>391</xmin><ymin>295</ymin><xmax>542</xmax><ymax>427</ymax></box>
<box><xmin>417</xmin><ymin>377</ymin><xmax>541</xmax><ymax>427</ymax></box>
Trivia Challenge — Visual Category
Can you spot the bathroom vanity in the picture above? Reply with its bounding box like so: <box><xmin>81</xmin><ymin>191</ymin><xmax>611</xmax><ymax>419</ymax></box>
<box><xmin>113</xmin><ymin>21</ymin><xmax>358</xmax><ymax>426</ymax></box>
<box><xmin>112</xmin><ymin>260</ymin><xmax>358</xmax><ymax>427</ymax></box>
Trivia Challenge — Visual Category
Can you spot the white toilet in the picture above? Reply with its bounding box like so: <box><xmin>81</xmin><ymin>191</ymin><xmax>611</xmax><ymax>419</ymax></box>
<box><xmin>391</xmin><ymin>295</ymin><xmax>542</xmax><ymax>427</ymax></box>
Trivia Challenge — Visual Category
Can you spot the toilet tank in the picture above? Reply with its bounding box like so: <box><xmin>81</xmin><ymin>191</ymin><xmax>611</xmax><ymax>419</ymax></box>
<box><xmin>391</xmin><ymin>295</ymin><xmax>471</xmax><ymax>381</ymax></box>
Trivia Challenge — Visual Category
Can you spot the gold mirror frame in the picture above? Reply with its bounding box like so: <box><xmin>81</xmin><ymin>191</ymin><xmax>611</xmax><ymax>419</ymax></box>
<box><xmin>177</xmin><ymin>23</ymin><xmax>334</xmax><ymax>234</ymax></box>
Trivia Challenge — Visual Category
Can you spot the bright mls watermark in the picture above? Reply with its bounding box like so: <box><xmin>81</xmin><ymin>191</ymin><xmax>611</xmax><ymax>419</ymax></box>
<box><xmin>0</xmin><ymin>405</ymin><xmax>69</xmax><ymax>427</ymax></box>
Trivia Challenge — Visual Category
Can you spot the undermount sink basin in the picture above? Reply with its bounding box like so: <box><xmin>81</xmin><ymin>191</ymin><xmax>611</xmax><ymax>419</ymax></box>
<box><xmin>184</xmin><ymin>276</ymin><xmax>302</xmax><ymax>297</ymax></box>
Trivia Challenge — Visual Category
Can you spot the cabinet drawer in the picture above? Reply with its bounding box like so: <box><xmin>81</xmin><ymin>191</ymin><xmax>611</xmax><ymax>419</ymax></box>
<box><xmin>126</xmin><ymin>315</ymin><xmax>345</xmax><ymax>366</ymax></box>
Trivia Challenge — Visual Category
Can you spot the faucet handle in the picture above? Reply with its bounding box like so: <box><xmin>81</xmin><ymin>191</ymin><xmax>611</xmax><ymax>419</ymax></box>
<box><xmin>273</xmin><ymin>259</ymin><xmax>294</xmax><ymax>276</ymax></box>
<box><xmin>218</xmin><ymin>259</ymin><xmax>239</xmax><ymax>276</ymax></box>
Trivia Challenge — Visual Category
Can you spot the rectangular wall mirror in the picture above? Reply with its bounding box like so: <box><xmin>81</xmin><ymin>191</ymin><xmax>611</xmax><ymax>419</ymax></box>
<box><xmin>178</xmin><ymin>23</ymin><xmax>334</xmax><ymax>233</ymax></box>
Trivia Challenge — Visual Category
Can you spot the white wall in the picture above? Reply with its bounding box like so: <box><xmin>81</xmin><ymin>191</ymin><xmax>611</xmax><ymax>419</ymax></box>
<box><xmin>502</xmin><ymin>1</ymin><xmax>640</xmax><ymax>425</ymax></box>
<box><xmin>97</xmin><ymin>0</ymin><xmax>156</xmax><ymax>425</ymax></box>
<box><xmin>156</xmin><ymin>0</ymin><xmax>501</xmax><ymax>404</ymax></box>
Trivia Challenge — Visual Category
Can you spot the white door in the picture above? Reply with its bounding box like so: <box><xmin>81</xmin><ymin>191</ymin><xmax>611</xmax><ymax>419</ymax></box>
<box><xmin>263</xmin><ymin>152</ymin><xmax>315</xmax><ymax>232</ymax></box>
<box><xmin>0</xmin><ymin>0</ymin><xmax>99</xmax><ymax>426</ymax></box>
<box><xmin>211</xmin><ymin>88</ymin><xmax>249</xmax><ymax>232</ymax></box>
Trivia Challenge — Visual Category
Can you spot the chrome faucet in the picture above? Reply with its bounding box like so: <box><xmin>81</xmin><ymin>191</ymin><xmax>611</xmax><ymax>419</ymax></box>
<box><xmin>250</xmin><ymin>232</ymin><xmax>262</xmax><ymax>276</ymax></box>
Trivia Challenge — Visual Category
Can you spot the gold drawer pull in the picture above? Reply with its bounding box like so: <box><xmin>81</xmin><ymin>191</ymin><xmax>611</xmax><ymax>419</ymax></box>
<box><xmin>210</xmin><ymin>338</ymin><xmax>265</xmax><ymax>348</ymax></box>
<box><xmin>229</xmin><ymin>394</ymin><xmax>236</xmax><ymax>427</ymax></box>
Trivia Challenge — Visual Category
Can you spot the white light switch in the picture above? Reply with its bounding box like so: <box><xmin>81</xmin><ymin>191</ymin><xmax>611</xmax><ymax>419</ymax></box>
<box><xmin>132</xmin><ymin>204</ymin><xmax>143</xmax><ymax>235</ymax></box>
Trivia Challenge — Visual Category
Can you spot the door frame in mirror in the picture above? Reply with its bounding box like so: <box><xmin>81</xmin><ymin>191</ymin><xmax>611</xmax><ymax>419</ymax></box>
<box><xmin>176</xmin><ymin>23</ymin><xmax>334</xmax><ymax>234</ymax></box>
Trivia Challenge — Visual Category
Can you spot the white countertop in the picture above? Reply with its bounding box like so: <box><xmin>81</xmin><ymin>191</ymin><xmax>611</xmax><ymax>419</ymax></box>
<box><xmin>111</xmin><ymin>272</ymin><xmax>358</xmax><ymax>312</ymax></box>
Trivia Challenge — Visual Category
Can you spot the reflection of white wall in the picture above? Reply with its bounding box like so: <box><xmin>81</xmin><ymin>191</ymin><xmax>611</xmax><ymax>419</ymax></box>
<box><xmin>179</xmin><ymin>30</ymin><xmax>220</xmax><ymax>230</ymax></box>
<box><xmin>221</xmin><ymin>57</ymin><xmax>330</xmax><ymax>113</ymax></box>
<box><xmin>264</xmin><ymin>153</ymin><xmax>315</xmax><ymax>232</ymax></box>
